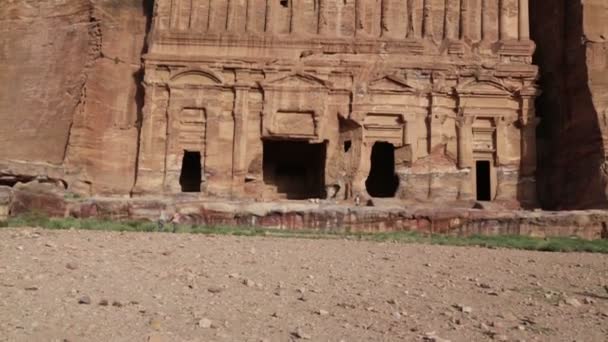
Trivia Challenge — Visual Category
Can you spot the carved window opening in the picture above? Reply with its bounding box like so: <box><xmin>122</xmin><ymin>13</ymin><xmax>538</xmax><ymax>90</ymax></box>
<box><xmin>366</xmin><ymin>142</ymin><xmax>399</xmax><ymax>198</ymax></box>
<box><xmin>180</xmin><ymin>151</ymin><xmax>202</xmax><ymax>192</ymax></box>
<box><xmin>263</xmin><ymin>140</ymin><xmax>326</xmax><ymax>199</ymax></box>
<box><xmin>344</xmin><ymin>140</ymin><xmax>352</xmax><ymax>153</ymax></box>
<box><xmin>280</xmin><ymin>0</ymin><xmax>289</xmax><ymax>8</ymax></box>
<box><xmin>476</xmin><ymin>160</ymin><xmax>492</xmax><ymax>201</ymax></box>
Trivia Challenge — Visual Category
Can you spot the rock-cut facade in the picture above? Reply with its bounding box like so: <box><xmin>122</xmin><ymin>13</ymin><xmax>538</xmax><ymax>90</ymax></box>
<box><xmin>135</xmin><ymin>0</ymin><xmax>539</xmax><ymax>207</ymax></box>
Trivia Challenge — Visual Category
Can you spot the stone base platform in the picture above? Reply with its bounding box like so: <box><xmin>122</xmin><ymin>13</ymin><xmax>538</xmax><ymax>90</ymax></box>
<box><xmin>4</xmin><ymin>182</ymin><xmax>608</xmax><ymax>240</ymax></box>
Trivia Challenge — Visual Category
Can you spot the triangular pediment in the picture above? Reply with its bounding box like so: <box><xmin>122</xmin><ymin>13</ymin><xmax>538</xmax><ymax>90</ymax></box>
<box><xmin>457</xmin><ymin>80</ymin><xmax>512</xmax><ymax>96</ymax></box>
<box><xmin>266</xmin><ymin>73</ymin><xmax>328</xmax><ymax>88</ymax></box>
<box><xmin>369</xmin><ymin>75</ymin><xmax>416</xmax><ymax>92</ymax></box>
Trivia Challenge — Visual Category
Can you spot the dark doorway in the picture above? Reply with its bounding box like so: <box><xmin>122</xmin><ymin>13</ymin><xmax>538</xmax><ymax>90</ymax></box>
<box><xmin>476</xmin><ymin>160</ymin><xmax>491</xmax><ymax>201</ymax></box>
<box><xmin>179</xmin><ymin>151</ymin><xmax>202</xmax><ymax>192</ymax></box>
<box><xmin>365</xmin><ymin>142</ymin><xmax>399</xmax><ymax>197</ymax></box>
<box><xmin>263</xmin><ymin>140</ymin><xmax>326</xmax><ymax>199</ymax></box>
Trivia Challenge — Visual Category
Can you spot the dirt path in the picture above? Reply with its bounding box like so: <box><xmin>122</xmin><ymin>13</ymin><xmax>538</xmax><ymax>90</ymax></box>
<box><xmin>0</xmin><ymin>228</ymin><xmax>607</xmax><ymax>342</ymax></box>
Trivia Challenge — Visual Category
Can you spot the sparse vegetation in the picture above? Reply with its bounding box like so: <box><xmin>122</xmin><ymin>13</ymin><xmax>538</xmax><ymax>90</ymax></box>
<box><xmin>2</xmin><ymin>213</ymin><xmax>608</xmax><ymax>253</ymax></box>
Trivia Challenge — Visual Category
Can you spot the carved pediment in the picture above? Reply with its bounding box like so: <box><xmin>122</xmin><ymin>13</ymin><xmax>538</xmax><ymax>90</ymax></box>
<box><xmin>264</xmin><ymin>73</ymin><xmax>330</xmax><ymax>89</ymax></box>
<box><xmin>170</xmin><ymin>69</ymin><xmax>223</xmax><ymax>86</ymax></box>
<box><xmin>457</xmin><ymin>79</ymin><xmax>513</xmax><ymax>96</ymax></box>
<box><xmin>369</xmin><ymin>75</ymin><xmax>417</xmax><ymax>93</ymax></box>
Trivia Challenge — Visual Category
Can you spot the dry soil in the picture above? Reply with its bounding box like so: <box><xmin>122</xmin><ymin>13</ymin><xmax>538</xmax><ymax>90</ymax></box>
<box><xmin>0</xmin><ymin>228</ymin><xmax>607</xmax><ymax>342</ymax></box>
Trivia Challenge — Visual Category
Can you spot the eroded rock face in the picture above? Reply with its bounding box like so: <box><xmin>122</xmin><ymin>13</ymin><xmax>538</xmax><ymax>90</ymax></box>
<box><xmin>0</xmin><ymin>0</ymin><xmax>92</xmax><ymax>166</ymax></box>
<box><xmin>0</xmin><ymin>0</ymin><xmax>607</xmax><ymax>211</ymax></box>
<box><xmin>0</xmin><ymin>0</ymin><xmax>152</xmax><ymax>195</ymax></box>
<box><xmin>532</xmin><ymin>0</ymin><xmax>608</xmax><ymax>209</ymax></box>
<box><xmin>64</xmin><ymin>0</ymin><xmax>153</xmax><ymax>195</ymax></box>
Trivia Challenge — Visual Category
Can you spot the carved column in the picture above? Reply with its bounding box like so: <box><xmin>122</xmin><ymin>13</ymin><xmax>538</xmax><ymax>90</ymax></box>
<box><xmin>481</xmin><ymin>0</ymin><xmax>497</xmax><ymax>41</ymax></box>
<box><xmin>407</xmin><ymin>0</ymin><xmax>422</xmax><ymax>38</ymax></box>
<box><xmin>265</xmin><ymin>0</ymin><xmax>275</xmax><ymax>33</ymax></box>
<box><xmin>519</xmin><ymin>97</ymin><xmax>537</xmax><ymax>177</ymax></box>
<box><xmin>232</xmin><ymin>82</ymin><xmax>249</xmax><ymax>194</ymax></box>
<box><xmin>494</xmin><ymin>116</ymin><xmax>507</xmax><ymax>166</ymax></box>
<box><xmin>227</xmin><ymin>0</ymin><xmax>247</xmax><ymax>32</ymax></box>
<box><xmin>499</xmin><ymin>0</ymin><xmax>518</xmax><ymax>40</ymax></box>
<box><xmin>381</xmin><ymin>0</ymin><xmax>391</xmax><ymax>37</ymax></box>
<box><xmin>318</xmin><ymin>0</ymin><xmax>330</xmax><ymax>34</ymax></box>
<box><xmin>460</xmin><ymin>0</ymin><xmax>470</xmax><ymax>40</ymax></box>
<box><xmin>170</xmin><ymin>0</ymin><xmax>180</xmax><ymax>29</ymax></box>
<box><xmin>135</xmin><ymin>83</ymin><xmax>169</xmax><ymax>194</ymax></box>
<box><xmin>355</xmin><ymin>0</ymin><xmax>366</xmax><ymax>36</ymax></box>
<box><xmin>518</xmin><ymin>0</ymin><xmax>530</xmax><ymax>40</ymax></box>
<box><xmin>445</xmin><ymin>0</ymin><xmax>460</xmax><ymax>40</ymax></box>
<box><xmin>422</xmin><ymin>0</ymin><xmax>433</xmax><ymax>39</ymax></box>
<box><xmin>456</xmin><ymin>115</ymin><xmax>474</xmax><ymax>169</ymax></box>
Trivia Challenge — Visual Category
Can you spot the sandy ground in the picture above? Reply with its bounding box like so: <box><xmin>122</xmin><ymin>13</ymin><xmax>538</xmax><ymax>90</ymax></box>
<box><xmin>0</xmin><ymin>228</ymin><xmax>607</xmax><ymax>342</ymax></box>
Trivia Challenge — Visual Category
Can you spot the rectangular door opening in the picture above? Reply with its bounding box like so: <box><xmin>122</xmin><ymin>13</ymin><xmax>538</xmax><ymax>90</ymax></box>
<box><xmin>476</xmin><ymin>160</ymin><xmax>491</xmax><ymax>201</ymax></box>
<box><xmin>263</xmin><ymin>140</ymin><xmax>326</xmax><ymax>199</ymax></box>
<box><xmin>366</xmin><ymin>142</ymin><xmax>399</xmax><ymax>198</ymax></box>
<box><xmin>179</xmin><ymin>151</ymin><xmax>202</xmax><ymax>192</ymax></box>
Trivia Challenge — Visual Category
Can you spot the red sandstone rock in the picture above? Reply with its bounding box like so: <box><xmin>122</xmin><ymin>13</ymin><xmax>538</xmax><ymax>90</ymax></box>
<box><xmin>0</xmin><ymin>0</ymin><xmax>607</xmax><ymax>217</ymax></box>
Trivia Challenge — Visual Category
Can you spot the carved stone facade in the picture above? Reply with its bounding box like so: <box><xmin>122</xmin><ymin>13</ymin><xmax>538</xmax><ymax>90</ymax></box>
<box><xmin>134</xmin><ymin>0</ymin><xmax>539</xmax><ymax>206</ymax></box>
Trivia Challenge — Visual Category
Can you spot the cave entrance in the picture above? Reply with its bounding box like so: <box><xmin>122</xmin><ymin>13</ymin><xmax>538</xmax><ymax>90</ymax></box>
<box><xmin>179</xmin><ymin>151</ymin><xmax>202</xmax><ymax>192</ymax></box>
<box><xmin>476</xmin><ymin>160</ymin><xmax>492</xmax><ymax>201</ymax></box>
<box><xmin>366</xmin><ymin>142</ymin><xmax>399</xmax><ymax>198</ymax></box>
<box><xmin>263</xmin><ymin>140</ymin><xmax>326</xmax><ymax>199</ymax></box>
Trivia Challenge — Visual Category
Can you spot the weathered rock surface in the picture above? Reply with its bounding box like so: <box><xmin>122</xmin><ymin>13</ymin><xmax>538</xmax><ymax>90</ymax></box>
<box><xmin>532</xmin><ymin>0</ymin><xmax>608</xmax><ymax>209</ymax></box>
<box><xmin>0</xmin><ymin>0</ymin><xmax>152</xmax><ymax>195</ymax></box>
<box><xmin>0</xmin><ymin>0</ymin><xmax>607</xmax><ymax>213</ymax></box>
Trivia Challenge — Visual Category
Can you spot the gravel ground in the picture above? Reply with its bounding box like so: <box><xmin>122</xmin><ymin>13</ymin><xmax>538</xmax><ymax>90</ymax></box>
<box><xmin>0</xmin><ymin>228</ymin><xmax>607</xmax><ymax>342</ymax></box>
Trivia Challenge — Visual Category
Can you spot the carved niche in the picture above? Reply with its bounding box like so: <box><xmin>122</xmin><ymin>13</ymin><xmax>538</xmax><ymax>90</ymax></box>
<box><xmin>260</xmin><ymin>73</ymin><xmax>331</xmax><ymax>141</ymax></box>
<box><xmin>356</xmin><ymin>74</ymin><xmax>424</xmax><ymax>147</ymax></box>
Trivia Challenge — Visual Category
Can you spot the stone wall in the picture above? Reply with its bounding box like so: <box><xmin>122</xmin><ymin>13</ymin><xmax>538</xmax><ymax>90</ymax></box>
<box><xmin>532</xmin><ymin>0</ymin><xmax>608</xmax><ymax>209</ymax></box>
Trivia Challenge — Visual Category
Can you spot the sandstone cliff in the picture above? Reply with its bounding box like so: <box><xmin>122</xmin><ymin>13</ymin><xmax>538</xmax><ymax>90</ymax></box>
<box><xmin>1</xmin><ymin>0</ymin><xmax>608</xmax><ymax>210</ymax></box>
<box><xmin>0</xmin><ymin>0</ymin><xmax>151</xmax><ymax>194</ymax></box>
<box><xmin>532</xmin><ymin>0</ymin><xmax>608</xmax><ymax>209</ymax></box>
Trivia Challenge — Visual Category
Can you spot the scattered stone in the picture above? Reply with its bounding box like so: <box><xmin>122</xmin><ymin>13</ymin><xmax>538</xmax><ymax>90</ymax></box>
<box><xmin>149</xmin><ymin>318</ymin><xmax>162</xmax><ymax>330</ymax></box>
<box><xmin>317</xmin><ymin>309</ymin><xmax>329</xmax><ymax>316</ymax></box>
<box><xmin>564</xmin><ymin>297</ymin><xmax>582</xmax><ymax>308</ymax></box>
<box><xmin>479</xmin><ymin>323</ymin><xmax>490</xmax><ymax>331</ymax></box>
<box><xmin>392</xmin><ymin>311</ymin><xmax>402</xmax><ymax>320</ymax></box>
<box><xmin>455</xmin><ymin>304</ymin><xmax>472</xmax><ymax>314</ymax></box>
<box><xmin>24</xmin><ymin>286</ymin><xmax>38</xmax><ymax>291</ymax></box>
<box><xmin>228</xmin><ymin>273</ymin><xmax>240</xmax><ymax>279</ymax></box>
<box><xmin>583</xmin><ymin>297</ymin><xmax>595</xmax><ymax>305</ymax></box>
<box><xmin>423</xmin><ymin>332</ymin><xmax>451</xmax><ymax>342</ymax></box>
<box><xmin>207</xmin><ymin>286</ymin><xmax>223</xmax><ymax>294</ymax></box>
<box><xmin>98</xmin><ymin>299</ymin><xmax>109</xmax><ymax>306</ymax></box>
<box><xmin>292</xmin><ymin>327</ymin><xmax>311</xmax><ymax>340</ymax></box>
<box><xmin>499</xmin><ymin>313</ymin><xmax>518</xmax><ymax>321</ymax></box>
<box><xmin>78</xmin><ymin>296</ymin><xmax>91</xmax><ymax>305</ymax></box>
<box><xmin>65</xmin><ymin>262</ymin><xmax>78</xmax><ymax>270</ymax></box>
<box><xmin>198</xmin><ymin>318</ymin><xmax>212</xmax><ymax>329</ymax></box>
<box><xmin>112</xmin><ymin>301</ymin><xmax>124</xmax><ymax>308</ymax></box>
<box><xmin>243</xmin><ymin>279</ymin><xmax>255</xmax><ymax>287</ymax></box>
<box><xmin>44</xmin><ymin>242</ymin><xmax>57</xmax><ymax>248</ymax></box>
